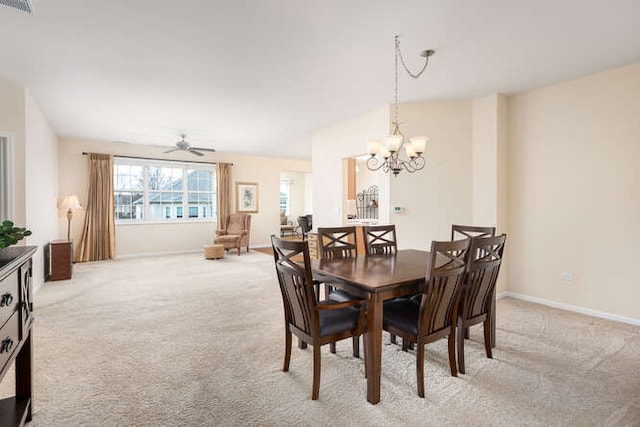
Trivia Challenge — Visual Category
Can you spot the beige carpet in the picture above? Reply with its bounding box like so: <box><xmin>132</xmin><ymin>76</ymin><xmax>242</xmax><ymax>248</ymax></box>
<box><xmin>2</xmin><ymin>251</ymin><xmax>639</xmax><ymax>426</ymax></box>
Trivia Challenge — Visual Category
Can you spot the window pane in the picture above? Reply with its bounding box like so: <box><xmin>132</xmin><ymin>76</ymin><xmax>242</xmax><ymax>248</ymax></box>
<box><xmin>187</xmin><ymin>168</ymin><xmax>216</xmax><ymax>220</ymax></box>
<box><xmin>114</xmin><ymin>159</ymin><xmax>216</xmax><ymax>223</ymax></box>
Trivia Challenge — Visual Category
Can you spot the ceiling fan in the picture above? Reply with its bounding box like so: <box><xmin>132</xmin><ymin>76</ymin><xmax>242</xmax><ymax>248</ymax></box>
<box><xmin>164</xmin><ymin>134</ymin><xmax>216</xmax><ymax>157</ymax></box>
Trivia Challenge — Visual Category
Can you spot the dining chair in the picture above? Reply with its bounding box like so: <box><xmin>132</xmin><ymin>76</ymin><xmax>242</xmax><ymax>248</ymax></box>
<box><xmin>363</xmin><ymin>224</ymin><xmax>397</xmax><ymax>255</ymax></box>
<box><xmin>316</xmin><ymin>226</ymin><xmax>361</xmax><ymax>356</ymax></box>
<box><xmin>298</xmin><ymin>216</ymin><xmax>312</xmax><ymax>241</ymax></box>
<box><xmin>449</xmin><ymin>224</ymin><xmax>496</xmax><ymax>339</ymax></box>
<box><xmin>271</xmin><ymin>236</ymin><xmax>366</xmax><ymax>400</ymax></box>
<box><xmin>383</xmin><ymin>238</ymin><xmax>471</xmax><ymax>397</ymax></box>
<box><xmin>451</xmin><ymin>224</ymin><xmax>496</xmax><ymax>240</ymax></box>
<box><xmin>457</xmin><ymin>234</ymin><xmax>506</xmax><ymax>374</ymax></box>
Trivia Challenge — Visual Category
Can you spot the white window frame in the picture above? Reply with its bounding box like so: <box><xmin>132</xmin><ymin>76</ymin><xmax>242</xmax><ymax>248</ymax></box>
<box><xmin>114</xmin><ymin>157</ymin><xmax>217</xmax><ymax>225</ymax></box>
<box><xmin>280</xmin><ymin>178</ymin><xmax>292</xmax><ymax>216</ymax></box>
<box><xmin>0</xmin><ymin>133</ymin><xmax>13</xmax><ymax>220</ymax></box>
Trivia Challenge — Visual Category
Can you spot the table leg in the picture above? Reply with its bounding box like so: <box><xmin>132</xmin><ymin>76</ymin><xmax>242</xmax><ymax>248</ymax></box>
<box><xmin>491</xmin><ymin>289</ymin><xmax>496</xmax><ymax>348</ymax></box>
<box><xmin>365</xmin><ymin>293</ymin><xmax>382</xmax><ymax>404</ymax></box>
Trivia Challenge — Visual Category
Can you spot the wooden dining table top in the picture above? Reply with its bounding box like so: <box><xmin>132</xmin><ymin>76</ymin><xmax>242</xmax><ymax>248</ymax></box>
<box><xmin>311</xmin><ymin>249</ymin><xmax>429</xmax><ymax>293</ymax></box>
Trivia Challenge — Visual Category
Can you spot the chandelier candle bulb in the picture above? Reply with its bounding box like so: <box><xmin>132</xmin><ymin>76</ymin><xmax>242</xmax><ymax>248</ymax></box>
<box><xmin>367</xmin><ymin>140</ymin><xmax>381</xmax><ymax>156</ymax></box>
<box><xmin>386</xmin><ymin>135</ymin><xmax>402</xmax><ymax>152</ymax></box>
<box><xmin>405</xmin><ymin>144</ymin><xmax>416</xmax><ymax>159</ymax></box>
<box><xmin>410</xmin><ymin>137</ymin><xmax>428</xmax><ymax>155</ymax></box>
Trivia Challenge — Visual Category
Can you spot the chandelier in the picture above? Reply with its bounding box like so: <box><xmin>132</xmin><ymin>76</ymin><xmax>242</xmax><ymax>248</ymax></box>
<box><xmin>366</xmin><ymin>35</ymin><xmax>435</xmax><ymax>176</ymax></box>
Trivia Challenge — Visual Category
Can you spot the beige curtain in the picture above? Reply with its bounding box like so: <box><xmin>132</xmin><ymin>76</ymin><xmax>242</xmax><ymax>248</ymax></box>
<box><xmin>216</xmin><ymin>162</ymin><xmax>233</xmax><ymax>230</ymax></box>
<box><xmin>77</xmin><ymin>153</ymin><xmax>115</xmax><ymax>262</ymax></box>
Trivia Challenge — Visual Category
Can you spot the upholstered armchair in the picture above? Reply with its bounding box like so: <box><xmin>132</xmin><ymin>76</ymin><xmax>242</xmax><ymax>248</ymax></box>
<box><xmin>214</xmin><ymin>213</ymin><xmax>252</xmax><ymax>255</ymax></box>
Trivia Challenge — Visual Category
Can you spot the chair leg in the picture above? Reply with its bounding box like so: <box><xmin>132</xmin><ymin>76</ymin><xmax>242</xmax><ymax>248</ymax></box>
<box><xmin>312</xmin><ymin>345</ymin><xmax>321</xmax><ymax>400</ymax></box>
<box><xmin>237</xmin><ymin>245</ymin><xmax>241</xmax><ymax>256</ymax></box>
<box><xmin>416</xmin><ymin>341</ymin><xmax>425</xmax><ymax>398</ymax></box>
<box><xmin>330</xmin><ymin>342</ymin><xmax>336</xmax><ymax>354</ymax></box>
<box><xmin>464</xmin><ymin>326</ymin><xmax>470</xmax><ymax>339</ymax></box>
<box><xmin>362</xmin><ymin>335</ymin><xmax>367</xmax><ymax>378</ymax></box>
<box><xmin>283</xmin><ymin>331</ymin><xmax>292</xmax><ymax>372</ymax></box>
<box><xmin>448</xmin><ymin>331</ymin><xmax>458</xmax><ymax>377</ymax></box>
<box><xmin>298</xmin><ymin>338</ymin><xmax>307</xmax><ymax>349</ymax></box>
<box><xmin>352</xmin><ymin>336</ymin><xmax>359</xmax><ymax>358</ymax></box>
<box><xmin>483</xmin><ymin>320</ymin><xmax>493</xmax><ymax>359</ymax></box>
<box><xmin>390</xmin><ymin>334</ymin><xmax>397</xmax><ymax>344</ymax></box>
<box><xmin>457</xmin><ymin>321</ymin><xmax>466</xmax><ymax>375</ymax></box>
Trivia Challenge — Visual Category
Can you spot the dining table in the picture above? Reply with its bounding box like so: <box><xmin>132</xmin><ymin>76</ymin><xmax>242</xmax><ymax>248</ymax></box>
<box><xmin>311</xmin><ymin>249</ymin><xmax>429</xmax><ymax>404</ymax></box>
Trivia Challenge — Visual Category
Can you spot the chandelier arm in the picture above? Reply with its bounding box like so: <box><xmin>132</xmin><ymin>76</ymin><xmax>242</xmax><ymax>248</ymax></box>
<box><xmin>366</xmin><ymin>156</ymin><xmax>388</xmax><ymax>172</ymax></box>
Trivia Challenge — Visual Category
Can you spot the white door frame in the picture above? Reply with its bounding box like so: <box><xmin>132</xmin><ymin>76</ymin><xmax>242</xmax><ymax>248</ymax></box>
<box><xmin>0</xmin><ymin>131</ymin><xmax>14</xmax><ymax>220</ymax></box>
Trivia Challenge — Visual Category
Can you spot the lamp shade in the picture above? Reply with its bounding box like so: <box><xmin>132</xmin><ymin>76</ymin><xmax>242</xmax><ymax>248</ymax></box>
<box><xmin>58</xmin><ymin>195</ymin><xmax>83</xmax><ymax>210</ymax></box>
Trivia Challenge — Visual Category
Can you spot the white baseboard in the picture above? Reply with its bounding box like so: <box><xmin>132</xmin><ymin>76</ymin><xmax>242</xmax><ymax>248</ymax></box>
<box><xmin>502</xmin><ymin>292</ymin><xmax>640</xmax><ymax>327</ymax></box>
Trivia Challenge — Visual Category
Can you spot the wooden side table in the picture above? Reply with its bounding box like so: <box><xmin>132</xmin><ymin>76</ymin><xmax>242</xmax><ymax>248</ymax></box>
<box><xmin>45</xmin><ymin>240</ymin><xmax>73</xmax><ymax>281</ymax></box>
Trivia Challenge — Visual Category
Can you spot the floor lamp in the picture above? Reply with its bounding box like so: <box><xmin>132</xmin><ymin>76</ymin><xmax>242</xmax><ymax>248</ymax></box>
<box><xmin>58</xmin><ymin>195</ymin><xmax>83</xmax><ymax>241</ymax></box>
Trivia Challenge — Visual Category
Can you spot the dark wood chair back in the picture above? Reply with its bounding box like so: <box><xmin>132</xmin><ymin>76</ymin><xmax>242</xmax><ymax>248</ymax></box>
<box><xmin>417</xmin><ymin>239</ymin><xmax>470</xmax><ymax>337</ymax></box>
<box><xmin>363</xmin><ymin>224</ymin><xmax>397</xmax><ymax>255</ymax></box>
<box><xmin>271</xmin><ymin>236</ymin><xmax>317</xmax><ymax>337</ymax></box>
<box><xmin>297</xmin><ymin>216</ymin><xmax>312</xmax><ymax>240</ymax></box>
<box><xmin>451</xmin><ymin>224</ymin><xmax>496</xmax><ymax>241</ymax></box>
<box><xmin>462</xmin><ymin>234</ymin><xmax>506</xmax><ymax>322</ymax></box>
<box><xmin>317</xmin><ymin>226</ymin><xmax>357</xmax><ymax>260</ymax></box>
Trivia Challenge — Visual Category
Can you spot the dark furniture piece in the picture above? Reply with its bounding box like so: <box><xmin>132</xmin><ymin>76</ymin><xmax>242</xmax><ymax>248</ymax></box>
<box><xmin>383</xmin><ymin>239</ymin><xmax>470</xmax><ymax>397</ymax></box>
<box><xmin>214</xmin><ymin>213</ymin><xmax>251</xmax><ymax>255</ymax></box>
<box><xmin>45</xmin><ymin>239</ymin><xmax>73</xmax><ymax>281</ymax></box>
<box><xmin>363</xmin><ymin>224</ymin><xmax>397</xmax><ymax>256</ymax></box>
<box><xmin>297</xmin><ymin>215</ymin><xmax>312</xmax><ymax>241</ymax></box>
<box><xmin>311</xmin><ymin>249</ymin><xmax>429</xmax><ymax>404</ymax></box>
<box><xmin>457</xmin><ymin>234</ymin><xmax>506</xmax><ymax>374</ymax></box>
<box><xmin>451</xmin><ymin>224</ymin><xmax>496</xmax><ymax>240</ymax></box>
<box><xmin>271</xmin><ymin>236</ymin><xmax>366</xmax><ymax>400</ymax></box>
<box><xmin>451</xmin><ymin>224</ymin><xmax>497</xmax><ymax>347</ymax></box>
<box><xmin>317</xmin><ymin>226</ymin><xmax>358</xmax><ymax>260</ymax></box>
<box><xmin>0</xmin><ymin>246</ymin><xmax>36</xmax><ymax>426</ymax></box>
<box><xmin>316</xmin><ymin>227</ymin><xmax>360</xmax><ymax>355</ymax></box>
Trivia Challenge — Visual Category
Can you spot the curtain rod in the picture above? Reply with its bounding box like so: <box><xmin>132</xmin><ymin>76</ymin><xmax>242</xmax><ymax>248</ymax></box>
<box><xmin>81</xmin><ymin>152</ymin><xmax>232</xmax><ymax>166</ymax></box>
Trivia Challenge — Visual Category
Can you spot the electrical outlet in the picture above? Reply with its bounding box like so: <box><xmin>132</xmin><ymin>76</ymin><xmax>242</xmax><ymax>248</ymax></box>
<box><xmin>560</xmin><ymin>272</ymin><xmax>574</xmax><ymax>281</ymax></box>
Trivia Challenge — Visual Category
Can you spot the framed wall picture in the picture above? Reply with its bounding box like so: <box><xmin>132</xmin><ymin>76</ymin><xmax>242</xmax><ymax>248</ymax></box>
<box><xmin>236</xmin><ymin>182</ymin><xmax>259</xmax><ymax>213</ymax></box>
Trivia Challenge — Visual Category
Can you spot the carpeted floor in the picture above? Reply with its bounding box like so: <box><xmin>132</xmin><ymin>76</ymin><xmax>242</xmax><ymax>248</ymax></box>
<box><xmin>2</xmin><ymin>250</ymin><xmax>639</xmax><ymax>426</ymax></box>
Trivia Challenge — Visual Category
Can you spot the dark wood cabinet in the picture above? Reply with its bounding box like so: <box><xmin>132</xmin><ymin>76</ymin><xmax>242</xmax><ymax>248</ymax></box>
<box><xmin>0</xmin><ymin>246</ymin><xmax>36</xmax><ymax>426</ymax></box>
<box><xmin>45</xmin><ymin>240</ymin><xmax>73</xmax><ymax>281</ymax></box>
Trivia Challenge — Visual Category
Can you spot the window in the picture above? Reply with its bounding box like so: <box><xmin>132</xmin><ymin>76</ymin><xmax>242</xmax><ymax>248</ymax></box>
<box><xmin>280</xmin><ymin>178</ymin><xmax>291</xmax><ymax>216</ymax></box>
<box><xmin>114</xmin><ymin>158</ymin><xmax>217</xmax><ymax>224</ymax></box>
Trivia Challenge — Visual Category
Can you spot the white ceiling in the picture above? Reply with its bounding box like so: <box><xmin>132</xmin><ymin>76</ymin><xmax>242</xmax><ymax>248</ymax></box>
<box><xmin>1</xmin><ymin>1</ymin><xmax>639</xmax><ymax>160</ymax></box>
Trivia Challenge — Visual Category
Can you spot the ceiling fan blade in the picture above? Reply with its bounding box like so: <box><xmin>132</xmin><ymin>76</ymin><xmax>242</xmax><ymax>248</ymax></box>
<box><xmin>188</xmin><ymin>148</ymin><xmax>205</xmax><ymax>156</ymax></box>
<box><xmin>192</xmin><ymin>146</ymin><xmax>216</xmax><ymax>153</ymax></box>
<box><xmin>164</xmin><ymin>148</ymin><xmax>179</xmax><ymax>153</ymax></box>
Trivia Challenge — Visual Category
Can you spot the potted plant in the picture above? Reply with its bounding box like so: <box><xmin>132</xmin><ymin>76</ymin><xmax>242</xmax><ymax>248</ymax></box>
<box><xmin>0</xmin><ymin>220</ymin><xmax>32</xmax><ymax>250</ymax></box>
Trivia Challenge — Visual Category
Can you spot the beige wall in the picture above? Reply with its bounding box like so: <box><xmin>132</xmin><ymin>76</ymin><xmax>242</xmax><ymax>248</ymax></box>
<box><xmin>471</xmin><ymin>94</ymin><xmax>509</xmax><ymax>292</ymax></box>
<box><xmin>311</xmin><ymin>106</ymin><xmax>390</xmax><ymax>228</ymax></box>
<box><xmin>25</xmin><ymin>90</ymin><xmax>59</xmax><ymax>286</ymax></box>
<box><xmin>0</xmin><ymin>78</ymin><xmax>59</xmax><ymax>288</ymax></box>
<box><xmin>389</xmin><ymin>101</ymin><xmax>473</xmax><ymax>250</ymax></box>
<box><xmin>507</xmin><ymin>62</ymin><xmax>640</xmax><ymax>320</ymax></box>
<box><xmin>313</xmin><ymin>101</ymin><xmax>473</xmax><ymax>248</ymax></box>
<box><xmin>281</xmin><ymin>170</ymin><xmax>308</xmax><ymax>222</ymax></box>
<box><xmin>58</xmin><ymin>138</ymin><xmax>311</xmax><ymax>256</ymax></box>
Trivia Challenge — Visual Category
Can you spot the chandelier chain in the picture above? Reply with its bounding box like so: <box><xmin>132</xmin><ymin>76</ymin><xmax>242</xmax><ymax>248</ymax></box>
<box><xmin>395</xmin><ymin>35</ymin><xmax>432</xmax><ymax>79</ymax></box>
